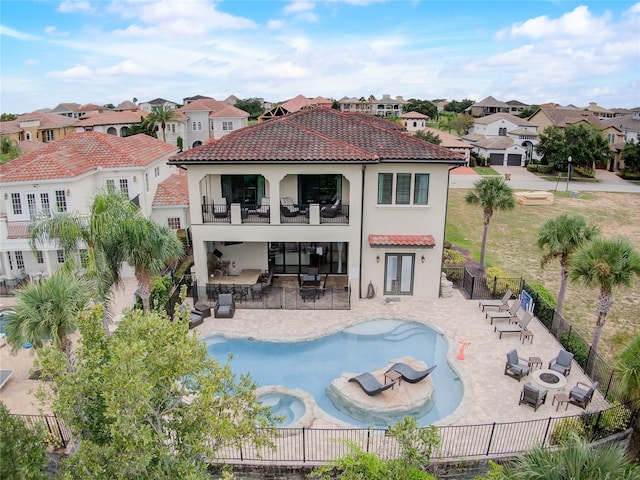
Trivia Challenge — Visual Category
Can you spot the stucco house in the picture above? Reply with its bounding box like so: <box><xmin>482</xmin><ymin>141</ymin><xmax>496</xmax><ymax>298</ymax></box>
<box><xmin>0</xmin><ymin>112</ymin><xmax>77</xmax><ymax>144</ymax></box>
<box><xmin>339</xmin><ymin>95</ymin><xmax>408</xmax><ymax>118</ymax></box>
<box><xmin>400</xmin><ymin>111</ymin><xmax>430</xmax><ymax>131</ymax></box>
<box><xmin>151</xmin><ymin>170</ymin><xmax>191</xmax><ymax>235</ymax></box>
<box><xmin>466</xmin><ymin>96</ymin><xmax>510</xmax><ymax>118</ymax></box>
<box><xmin>599</xmin><ymin>107</ymin><xmax>640</xmax><ymax>170</ymax></box>
<box><xmin>168</xmin><ymin>108</ymin><xmax>465</xmax><ymax>303</ymax></box>
<box><xmin>467</xmin><ymin>113</ymin><xmax>539</xmax><ymax>165</ymax></box>
<box><xmin>139</xmin><ymin>98</ymin><xmax>179</xmax><ymax>112</ymax></box>
<box><xmin>0</xmin><ymin>132</ymin><xmax>177</xmax><ymax>282</ymax></box>
<box><xmin>75</xmin><ymin>110</ymin><xmax>150</xmax><ymax>137</ymax></box>
<box><xmin>527</xmin><ymin>106</ymin><xmax>602</xmax><ymax>131</ymax></box>
<box><xmin>416</xmin><ymin>127</ymin><xmax>472</xmax><ymax>163</ymax></box>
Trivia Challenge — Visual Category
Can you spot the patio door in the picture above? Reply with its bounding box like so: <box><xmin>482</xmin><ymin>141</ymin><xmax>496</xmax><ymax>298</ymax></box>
<box><xmin>384</xmin><ymin>254</ymin><xmax>414</xmax><ymax>295</ymax></box>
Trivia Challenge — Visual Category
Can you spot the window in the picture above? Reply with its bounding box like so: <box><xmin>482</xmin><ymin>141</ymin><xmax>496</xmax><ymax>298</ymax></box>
<box><xmin>298</xmin><ymin>174</ymin><xmax>342</xmax><ymax>204</ymax></box>
<box><xmin>27</xmin><ymin>193</ymin><xmax>37</xmax><ymax>218</ymax></box>
<box><xmin>222</xmin><ymin>121</ymin><xmax>233</xmax><ymax>131</ymax></box>
<box><xmin>498</xmin><ymin>127</ymin><xmax>507</xmax><ymax>136</ymax></box>
<box><xmin>384</xmin><ymin>253</ymin><xmax>414</xmax><ymax>295</ymax></box>
<box><xmin>395</xmin><ymin>173</ymin><xmax>411</xmax><ymax>205</ymax></box>
<box><xmin>154</xmin><ymin>166</ymin><xmax>160</xmax><ymax>177</ymax></box>
<box><xmin>171</xmin><ymin>124</ymin><xmax>175</xmax><ymax>133</ymax></box>
<box><xmin>414</xmin><ymin>174</ymin><xmax>429</xmax><ymax>205</ymax></box>
<box><xmin>15</xmin><ymin>251</ymin><xmax>24</xmax><ymax>270</ymax></box>
<box><xmin>45</xmin><ymin>130</ymin><xmax>54</xmax><ymax>142</ymax></box>
<box><xmin>192</xmin><ymin>122</ymin><xmax>196</xmax><ymax>130</ymax></box>
<box><xmin>377</xmin><ymin>173</ymin><xmax>393</xmax><ymax>204</ymax></box>
<box><xmin>41</xmin><ymin>193</ymin><xmax>50</xmax><ymax>216</ymax></box>
<box><xmin>210</xmin><ymin>121</ymin><xmax>214</xmax><ymax>130</ymax></box>
<box><xmin>26</xmin><ymin>132</ymin><xmax>31</xmax><ymax>141</ymax></box>
<box><xmin>7</xmin><ymin>252</ymin><xmax>12</xmax><ymax>270</ymax></box>
<box><xmin>167</xmin><ymin>217</ymin><xmax>181</xmax><ymax>230</ymax></box>
<box><xmin>119</xmin><ymin>179</ymin><xmax>129</xmax><ymax>197</ymax></box>
<box><xmin>145</xmin><ymin>173</ymin><xmax>150</xmax><ymax>192</ymax></box>
<box><xmin>55</xmin><ymin>190</ymin><xmax>67</xmax><ymax>212</ymax></box>
<box><xmin>11</xmin><ymin>193</ymin><xmax>22</xmax><ymax>215</ymax></box>
<box><xmin>221</xmin><ymin>175</ymin><xmax>265</xmax><ymax>205</ymax></box>
<box><xmin>197</xmin><ymin>121</ymin><xmax>202</xmax><ymax>131</ymax></box>
<box><xmin>57</xmin><ymin>250</ymin><xmax>65</xmax><ymax>264</ymax></box>
<box><xmin>106</xmin><ymin>179</ymin><xmax>116</xmax><ymax>192</ymax></box>
<box><xmin>36</xmin><ymin>250</ymin><xmax>44</xmax><ymax>264</ymax></box>
<box><xmin>607</xmin><ymin>133</ymin><xmax>615</xmax><ymax>144</ymax></box>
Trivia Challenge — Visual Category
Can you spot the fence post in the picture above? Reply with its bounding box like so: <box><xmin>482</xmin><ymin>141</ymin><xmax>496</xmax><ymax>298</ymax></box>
<box><xmin>485</xmin><ymin>423</ymin><xmax>496</xmax><ymax>456</ymax></box>
<box><xmin>470</xmin><ymin>275</ymin><xmax>475</xmax><ymax>300</ymax></box>
<box><xmin>366</xmin><ymin>428</ymin><xmax>371</xmax><ymax>452</ymax></box>
<box><xmin>604</xmin><ymin>372</ymin><xmax>613</xmax><ymax>400</ymax></box>
<box><xmin>542</xmin><ymin>417</ymin><xmax>552</xmax><ymax>446</ymax></box>
<box><xmin>592</xmin><ymin>411</ymin><xmax>604</xmax><ymax>441</ymax></box>
<box><xmin>492</xmin><ymin>276</ymin><xmax>497</xmax><ymax>297</ymax></box>
<box><xmin>54</xmin><ymin>414</ymin><xmax>67</xmax><ymax>449</ymax></box>
<box><xmin>302</xmin><ymin>427</ymin><xmax>306</xmax><ymax>463</ymax></box>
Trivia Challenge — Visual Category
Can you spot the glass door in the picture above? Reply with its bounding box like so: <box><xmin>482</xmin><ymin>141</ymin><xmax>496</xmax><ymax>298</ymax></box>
<box><xmin>384</xmin><ymin>253</ymin><xmax>414</xmax><ymax>295</ymax></box>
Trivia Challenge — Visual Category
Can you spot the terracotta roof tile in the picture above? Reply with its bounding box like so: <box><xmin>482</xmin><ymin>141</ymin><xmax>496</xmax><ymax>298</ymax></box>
<box><xmin>179</xmin><ymin>98</ymin><xmax>248</xmax><ymax>118</ymax></box>
<box><xmin>152</xmin><ymin>170</ymin><xmax>189</xmax><ymax>206</ymax></box>
<box><xmin>368</xmin><ymin>234</ymin><xmax>436</xmax><ymax>247</ymax></box>
<box><xmin>76</xmin><ymin>110</ymin><xmax>149</xmax><ymax>126</ymax></box>
<box><xmin>170</xmin><ymin>108</ymin><xmax>464</xmax><ymax>165</ymax></box>
<box><xmin>17</xmin><ymin>111</ymin><xmax>77</xmax><ymax>129</ymax></box>
<box><xmin>0</xmin><ymin>131</ymin><xmax>177</xmax><ymax>183</ymax></box>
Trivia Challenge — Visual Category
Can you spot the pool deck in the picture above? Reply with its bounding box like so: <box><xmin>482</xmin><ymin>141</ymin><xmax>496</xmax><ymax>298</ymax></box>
<box><xmin>0</xmin><ymin>278</ymin><xmax>608</xmax><ymax>426</ymax></box>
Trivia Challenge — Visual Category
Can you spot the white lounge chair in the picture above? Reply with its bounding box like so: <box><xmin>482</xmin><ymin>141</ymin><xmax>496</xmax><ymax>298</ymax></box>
<box><xmin>494</xmin><ymin>312</ymin><xmax>533</xmax><ymax>339</ymax></box>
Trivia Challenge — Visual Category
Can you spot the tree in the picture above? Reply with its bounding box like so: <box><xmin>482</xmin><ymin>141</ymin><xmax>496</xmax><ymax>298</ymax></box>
<box><xmin>144</xmin><ymin>104</ymin><xmax>176</xmax><ymax>142</ymax></box>
<box><xmin>518</xmin><ymin>105</ymin><xmax>538</xmax><ymax>119</ymax></box>
<box><xmin>124</xmin><ymin>120</ymin><xmax>157</xmax><ymax>138</ymax></box>
<box><xmin>620</xmin><ymin>141</ymin><xmax>640</xmax><ymax>174</ymax></box>
<box><xmin>234</xmin><ymin>97</ymin><xmax>265</xmax><ymax>120</ymax></box>
<box><xmin>5</xmin><ymin>269</ymin><xmax>92</xmax><ymax>358</ymax></box>
<box><xmin>0</xmin><ymin>113</ymin><xmax>17</xmax><ymax>121</ymax></box>
<box><xmin>403</xmin><ymin>99</ymin><xmax>437</xmax><ymax>119</ymax></box>
<box><xmin>502</xmin><ymin>432</ymin><xmax>640</xmax><ymax>479</ymax></box>
<box><xmin>103</xmin><ymin>103</ymin><xmax>115</xmax><ymax>109</ymax></box>
<box><xmin>536</xmin><ymin>123</ymin><xmax>614</xmax><ymax>171</ymax></box>
<box><xmin>535</xmin><ymin>125</ymin><xmax>568</xmax><ymax>168</ymax></box>
<box><xmin>176</xmin><ymin>135</ymin><xmax>183</xmax><ymax>152</ymax></box>
<box><xmin>0</xmin><ymin>136</ymin><xmax>21</xmax><ymax>164</ymax></box>
<box><xmin>570</xmin><ymin>237</ymin><xmax>640</xmax><ymax>374</ymax></box>
<box><xmin>616</xmin><ymin>334</ymin><xmax>640</xmax><ymax>458</ymax></box>
<box><xmin>444</xmin><ymin>98</ymin><xmax>473</xmax><ymax>114</ymax></box>
<box><xmin>414</xmin><ymin>130</ymin><xmax>442</xmax><ymax>145</ymax></box>
<box><xmin>451</xmin><ymin>114</ymin><xmax>474</xmax><ymax>136</ymax></box>
<box><xmin>125</xmin><ymin>218</ymin><xmax>184</xmax><ymax>312</ymax></box>
<box><xmin>331</xmin><ymin>99</ymin><xmax>341</xmax><ymax>110</ymax></box>
<box><xmin>36</xmin><ymin>305</ymin><xmax>277</xmax><ymax>479</ymax></box>
<box><xmin>438</xmin><ymin>112</ymin><xmax>456</xmax><ymax>133</ymax></box>
<box><xmin>536</xmin><ymin>214</ymin><xmax>600</xmax><ymax>315</ymax></box>
<box><xmin>0</xmin><ymin>402</ymin><xmax>49</xmax><ymax>480</ymax></box>
<box><xmin>465</xmin><ymin>177</ymin><xmax>515</xmax><ymax>271</ymax></box>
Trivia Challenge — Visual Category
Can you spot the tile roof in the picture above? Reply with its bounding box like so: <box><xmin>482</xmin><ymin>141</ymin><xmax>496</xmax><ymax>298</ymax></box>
<box><xmin>472</xmin><ymin>96</ymin><xmax>510</xmax><ymax>108</ymax></box>
<box><xmin>0</xmin><ymin>120</ymin><xmax>22</xmax><ymax>135</ymax></box>
<box><xmin>170</xmin><ymin>108</ymin><xmax>466</xmax><ymax>164</ymax></box>
<box><xmin>419</xmin><ymin>127</ymin><xmax>472</xmax><ymax>149</ymax></box>
<box><xmin>400</xmin><ymin>111</ymin><xmax>430</xmax><ymax>119</ymax></box>
<box><xmin>473</xmin><ymin>112</ymin><xmax>534</xmax><ymax>126</ymax></box>
<box><xmin>152</xmin><ymin>170</ymin><xmax>189</xmax><ymax>206</ymax></box>
<box><xmin>368</xmin><ymin>234</ymin><xmax>436</xmax><ymax>247</ymax></box>
<box><xmin>114</xmin><ymin>100</ymin><xmax>138</xmax><ymax>111</ymax></box>
<box><xmin>17</xmin><ymin>112</ymin><xmax>77</xmax><ymax>129</ymax></box>
<box><xmin>75</xmin><ymin>110</ymin><xmax>149</xmax><ymax>127</ymax></box>
<box><xmin>536</xmin><ymin>107</ymin><xmax>602</xmax><ymax>127</ymax></box>
<box><xmin>178</xmin><ymin>98</ymin><xmax>249</xmax><ymax>118</ymax></box>
<box><xmin>472</xmin><ymin>137</ymin><xmax>516</xmax><ymax>149</ymax></box>
<box><xmin>0</xmin><ymin>131</ymin><xmax>177</xmax><ymax>183</ymax></box>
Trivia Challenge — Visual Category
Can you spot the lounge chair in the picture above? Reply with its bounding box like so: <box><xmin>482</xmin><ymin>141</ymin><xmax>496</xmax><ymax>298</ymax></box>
<box><xmin>213</xmin><ymin>197</ymin><xmax>229</xmax><ymax>218</ymax></box>
<box><xmin>568</xmin><ymin>381</ymin><xmax>599</xmax><ymax>409</ymax></box>
<box><xmin>478</xmin><ymin>289</ymin><xmax>513</xmax><ymax>312</ymax></box>
<box><xmin>519</xmin><ymin>383</ymin><xmax>547</xmax><ymax>411</ymax></box>
<box><xmin>548</xmin><ymin>350</ymin><xmax>574</xmax><ymax>376</ymax></box>
<box><xmin>320</xmin><ymin>198</ymin><xmax>341</xmax><ymax>218</ymax></box>
<box><xmin>0</xmin><ymin>368</ymin><xmax>13</xmax><ymax>390</ymax></box>
<box><xmin>486</xmin><ymin>302</ymin><xmax>521</xmax><ymax>324</ymax></box>
<box><xmin>504</xmin><ymin>349</ymin><xmax>530</xmax><ymax>381</ymax></box>
<box><xmin>214</xmin><ymin>293</ymin><xmax>235</xmax><ymax>318</ymax></box>
<box><xmin>494</xmin><ymin>312</ymin><xmax>533</xmax><ymax>339</ymax></box>
<box><xmin>280</xmin><ymin>197</ymin><xmax>300</xmax><ymax>217</ymax></box>
<box><xmin>386</xmin><ymin>363</ymin><xmax>437</xmax><ymax>384</ymax></box>
<box><xmin>348</xmin><ymin>372</ymin><xmax>395</xmax><ymax>396</ymax></box>
<box><xmin>256</xmin><ymin>198</ymin><xmax>270</xmax><ymax>218</ymax></box>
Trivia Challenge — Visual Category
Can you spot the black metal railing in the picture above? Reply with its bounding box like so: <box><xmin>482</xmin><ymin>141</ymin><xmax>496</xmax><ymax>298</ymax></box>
<box><xmin>201</xmin><ymin>203</ymin><xmax>231</xmax><ymax>223</ymax></box>
<box><xmin>241</xmin><ymin>206</ymin><xmax>270</xmax><ymax>224</ymax></box>
<box><xmin>320</xmin><ymin>204</ymin><xmax>349</xmax><ymax>224</ymax></box>
<box><xmin>10</xmin><ymin>413</ymin><xmax>71</xmax><ymax>449</ymax></box>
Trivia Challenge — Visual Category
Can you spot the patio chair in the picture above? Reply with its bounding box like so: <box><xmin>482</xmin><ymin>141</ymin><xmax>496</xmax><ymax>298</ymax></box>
<box><xmin>478</xmin><ymin>289</ymin><xmax>513</xmax><ymax>312</ymax></box>
<box><xmin>256</xmin><ymin>198</ymin><xmax>270</xmax><ymax>217</ymax></box>
<box><xmin>320</xmin><ymin>198</ymin><xmax>341</xmax><ymax>218</ymax></box>
<box><xmin>504</xmin><ymin>349</ymin><xmax>530</xmax><ymax>381</ymax></box>
<box><xmin>214</xmin><ymin>293</ymin><xmax>235</xmax><ymax>318</ymax></box>
<box><xmin>519</xmin><ymin>383</ymin><xmax>547</xmax><ymax>411</ymax></box>
<box><xmin>548</xmin><ymin>350</ymin><xmax>574</xmax><ymax>376</ymax></box>
<box><xmin>568</xmin><ymin>380</ymin><xmax>599</xmax><ymax>409</ymax></box>
<box><xmin>494</xmin><ymin>312</ymin><xmax>533</xmax><ymax>339</ymax></box>
<box><xmin>213</xmin><ymin>197</ymin><xmax>229</xmax><ymax>219</ymax></box>
<box><xmin>348</xmin><ymin>372</ymin><xmax>395</xmax><ymax>396</ymax></box>
<box><xmin>280</xmin><ymin>197</ymin><xmax>300</xmax><ymax>217</ymax></box>
<box><xmin>300</xmin><ymin>286</ymin><xmax>317</xmax><ymax>302</ymax></box>
<box><xmin>386</xmin><ymin>363</ymin><xmax>437</xmax><ymax>384</ymax></box>
<box><xmin>486</xmin><ymin>302</ymin><xmax>521</xmax><ymax>324</ymax></box>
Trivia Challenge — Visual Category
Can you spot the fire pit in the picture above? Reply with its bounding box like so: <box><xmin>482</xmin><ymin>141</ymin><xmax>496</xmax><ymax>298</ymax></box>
<box><xmin>532</xmin><ymin>369</ymin><xmax>567</xmax><ymax>395</ymax></box>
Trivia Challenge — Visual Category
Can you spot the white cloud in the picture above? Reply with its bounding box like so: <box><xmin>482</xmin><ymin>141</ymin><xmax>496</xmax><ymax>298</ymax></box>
<box><xmin>58</xmin><ymin>1</ymin><xmax>92</xmax><ymax>13</ymax></box>
<box><xmin>267</xmin><ymin>19</ymin><xmax>285</xmax><ymax>30</ymax></box>
<box><xmin>47</xmin><ymin>65</ymin><xmax>93</xmax><ymax>82</ymax></box>
<box><xmin>97</xmin><ymin>60</ymin><xmax>147</xmax><ymax>76</ymax></box>
<box><xmin>0</xmin><ymin>25</ymin><xmax>39</xmax><ymax>40</ymax></box>
<box><xmin>284</xmin><ymin>1</ymin><xmax>315</xmax><ymax>14</ymax></box>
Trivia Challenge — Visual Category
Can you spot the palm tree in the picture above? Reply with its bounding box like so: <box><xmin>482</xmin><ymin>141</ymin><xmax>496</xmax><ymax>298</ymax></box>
<box><xmin>5</xmin><ymin>269</ymin><xmax>92</xmax><ymax>357</ymax></box>
<box><xmin>464</xmin><ymin>176</ymin><xmax>515</xmax><ymax>271</ymax></box>
<box><xmin>570</xmin><ymin>237</ymin><xmax>640</xmax><ymax>373</ymax></box>
<box><xmin>504</xmin><ymin>432</ymin><xmax>640</xmax><ymax>479</ymax></box>
<box><xmin>145</xmin><ymin>104</ymin><xmax>176</xmax><ymax>142</ymax></box>
<box><xmin>616</xmin><ymin>333</ymin><xmax>640</xmax><ymax>458</ymax></box>
<box><xmin>536</xmin><ymin>214</ymin><xmax>600</xmax><ymax>315</ymax></box>
<box><xmin>125</xmin><ymin>219</ymin><xmax>184</xmax><ymax>312</ymax></box>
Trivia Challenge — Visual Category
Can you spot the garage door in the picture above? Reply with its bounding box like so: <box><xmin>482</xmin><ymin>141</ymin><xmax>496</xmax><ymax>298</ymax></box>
<box><xmin>507</xmin><ymin>154</ymin><xmax>522</xmax><ymax>166</ymax></box>
<box><xmin>489</xmin><ymin>153</ymin><xmax>503</xmax><ymax>165</ymax></box>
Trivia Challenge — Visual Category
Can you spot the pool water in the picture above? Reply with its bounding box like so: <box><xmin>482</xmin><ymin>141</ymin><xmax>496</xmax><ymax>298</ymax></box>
<box><xmin>258</xmin><ymin>393</ymin><xmax>306</xmax><ymax>426</ymax></box>
<box><xmin>205</xmin><ymin>319</ymin><xmax>463</xmax><ymax>427</ymax></box>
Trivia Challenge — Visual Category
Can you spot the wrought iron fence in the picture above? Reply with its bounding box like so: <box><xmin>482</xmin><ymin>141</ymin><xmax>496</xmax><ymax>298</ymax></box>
<box><xmin>10</xmin><ymin>413</ymin><xmax>71</xmax><ymax>449</ymax></box>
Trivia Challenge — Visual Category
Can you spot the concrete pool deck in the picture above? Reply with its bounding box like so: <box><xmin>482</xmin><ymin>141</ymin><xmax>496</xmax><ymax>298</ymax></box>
<box><xmin>0</xmin><ymin>278</ymin><xmax>609</xmax><ymax>426</ymax></box>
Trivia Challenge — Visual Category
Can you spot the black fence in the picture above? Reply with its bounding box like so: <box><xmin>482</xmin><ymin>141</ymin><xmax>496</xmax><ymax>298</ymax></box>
<box><xmin>10</xmin><ymin>413</ymin><xmax>71</xmax><ymax>449</ymax></box>
<box><xmin>211</xmin><ymin>404</ymin><xmax>633</xmax><ymax>463</ymax></box>
<box><xmin>193</xmin><ymin>284</ymin><xmax>351</xmax><ymax>311</ymax></box>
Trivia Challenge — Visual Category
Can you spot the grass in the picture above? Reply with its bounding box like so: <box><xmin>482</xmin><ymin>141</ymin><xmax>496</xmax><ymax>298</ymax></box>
<box><xmin>445</xmin><ymin>189</ymin><xmax>640</xmax><ymax>363</ymax></box>
<box><xmin>472</xmin><ymin>167</ymin><xmax>500</xmax><ymax>175</ymax></box>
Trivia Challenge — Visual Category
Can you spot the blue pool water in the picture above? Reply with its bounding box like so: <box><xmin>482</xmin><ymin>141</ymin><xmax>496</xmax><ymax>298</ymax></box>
<box><xmin>205</xmin><ymin>319</ymin><xmax>463</xmax><ymax>427</ymax></box>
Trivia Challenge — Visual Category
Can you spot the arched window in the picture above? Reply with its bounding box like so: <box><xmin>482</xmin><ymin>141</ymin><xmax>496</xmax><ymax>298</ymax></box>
<box><xmin>413</xmin><ymin>121</ymin><xmax>417</xmax><ymax>128</ymax></box>
<box><xmin>192</xmin><ymin>141</ymin><xmax>202</xmax><ymax>148</ymax></box>
<box><xmin>498</xmin><ymin>127</ymin><xmax>507</xmax><ymax>136</ymax></box>
<box><xmin>197</xmin><ymin>121</ymin><xmax>202</xmax><ymax>131</ymax></box>
<box><xmin>25</xmin><ymin>132</ymin><xmax>31</xmax><ymax>141</ymax></box>
<box><xmin>107</xmin><ymin>127</ymin><xmax>117</xmax><ymax>135</ymax></box>
<box><xmin>120</xmin><ymin>126</ymin><xmax>129</xmax><ymax>137</ymax></box>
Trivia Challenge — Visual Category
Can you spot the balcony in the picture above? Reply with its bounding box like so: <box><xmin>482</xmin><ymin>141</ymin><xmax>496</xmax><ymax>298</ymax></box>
<box><xmin>201</xmin><ymin>202</ymin><xmax>349</xmax><ymax>226</ymax></box>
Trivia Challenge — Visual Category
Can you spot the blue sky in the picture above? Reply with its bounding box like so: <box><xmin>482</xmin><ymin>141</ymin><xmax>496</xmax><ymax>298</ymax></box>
<box><xmin>1</xmin><ymin>0</ymin><xmax>639</xmax><ymax>114</ymax></box>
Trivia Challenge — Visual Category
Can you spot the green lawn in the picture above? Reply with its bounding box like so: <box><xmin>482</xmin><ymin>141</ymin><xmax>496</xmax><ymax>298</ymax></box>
<box><xmin>472</xmin><ymin>167</ymin><xmax>500</xmax><ymax>175</ymax></box>
<box><xmin>445</xmin><ymin>189</ymin><xmax>640</xmax><ymax>362</ymax></box>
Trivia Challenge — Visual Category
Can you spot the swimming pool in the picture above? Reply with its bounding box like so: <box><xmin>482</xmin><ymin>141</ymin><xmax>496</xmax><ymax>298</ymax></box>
<box><xmin>204</xmin><ymin>319</ymin><xmax>464</xmax><ymax>427</ymax></box>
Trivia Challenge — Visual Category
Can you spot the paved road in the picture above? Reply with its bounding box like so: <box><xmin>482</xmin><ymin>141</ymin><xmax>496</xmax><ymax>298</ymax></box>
<box><xmin>449</xmin><ymin>165</ymin><xmax>640</xmax><ymax>193</ymax></box>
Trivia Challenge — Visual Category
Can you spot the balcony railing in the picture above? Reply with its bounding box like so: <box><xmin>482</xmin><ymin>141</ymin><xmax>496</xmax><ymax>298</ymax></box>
<box><xmin>199</xmin><ymin>203</ymin><xmax>349</xmax><ymax>225</ymax></box>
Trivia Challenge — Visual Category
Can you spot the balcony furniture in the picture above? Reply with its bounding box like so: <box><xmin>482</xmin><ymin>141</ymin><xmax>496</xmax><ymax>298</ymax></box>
<box><xmin>256</xmin><ymin>198</ymin><xmax>270</xmax><ymax>218</ymax></box>
<box><xmin>280</xmin><ymin>197</ymin><xmax>300</xmax><ymax>217</ymax></box>
<box><xmin>320</xmin><ymin>198</ymin><xmax>341</xmax><ymax>218</ymax></box>
<box><xmin>213</xmin><ymin>197</ymin><xmax>229</xmax><ymax>219</ymax></box>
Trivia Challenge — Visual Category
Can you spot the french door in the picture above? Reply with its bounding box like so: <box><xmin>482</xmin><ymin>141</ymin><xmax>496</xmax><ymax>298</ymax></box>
<box><xmin>384</xmin><ymin>253</ymin><xmax>414</xmax><ymax>295</ymax></box>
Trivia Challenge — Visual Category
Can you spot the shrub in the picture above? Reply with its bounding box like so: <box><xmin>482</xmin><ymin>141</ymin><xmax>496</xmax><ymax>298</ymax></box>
<box><xmin>550</xmin><ymin>417</ymin><xmax>588</xmax><ymax>445</ymax></box>
<box><xmin>575</xmin><ymin>166</ymin><xmax>595</xmax><ymax>177</ymax></box>
<box><xmin>134</xmin><ymin>275</ymin><xmax>174</xmax><ymax>312</ymax></box>
<box><xmin>523</xmin><ymin>283</ymin><xmax>556</xmax><ymax>328</ymax></box>
<box><xmin>558</xmin><ymin>331</ymin><xmax>590</xmax><ymax>368</ymax></box>
<box><xmin>526</xmin><ymin>163</ymin><xmax>538</xmax><ymax>172</ymax></box>
<box><xmin>483</xmin><ymin>266</ymin><xmax>521</xmax><ymax>296</ymax></box>
<box><xmin>443</xmin><ymin>248</ymin><xmax>466</xmax><ymax>267</ymax></box>
<box><xmin>537</xmin><ymin>164</ymin><xmax>553</xmax><ymax>174</ymax></box>
<box><xmin>595</xmin><ymin>402</ymin><xmax>632</xmax><ymax>438</ymax></box>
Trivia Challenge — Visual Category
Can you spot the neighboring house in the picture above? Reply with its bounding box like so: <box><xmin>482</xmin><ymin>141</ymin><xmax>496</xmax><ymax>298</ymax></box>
<box><xmin>168</xmin><ymin>107</ymin><xmax>465</xmax><ymax>301</ymax></box>
<box><xmin>506</xmin><ymin>100</ymin><xmax>529</xmax><ymax>115</ymax></box>
<box><xmin>0</xmin><ymin>112</ymin><xmax>77</xmax><ymax>144</ymax></box>
<box><xmin>434</xmin><ymin>100</ymin><xmax>450</xmax><ymax>114</ymax></box>
<box><xmin>139</xmin><ymin>98</ymin><xmax>179</xmax><ymax>112</ymax></box>
<box><xmin>400</xmin><ymin>111</ymin><xmax>430</xmax><ymax>131</ymax></box>
<box><xmin>172</xmin><ymin>98</ymin><xmax>249</xmax><ymax>149</ymax></box>
<box><xmin>0</xmin><ymin>132</ymin><xmax>178</xmax><ymax>282</ymax></box>
<box><xmin>468</xmin><ymin>112</ymin><xmax>539</xmax><ymax>165</ymax></box>
<box><xmin>50</xmin><ymin>102</ymin><xmax>81</xmax><ymax>118</ymax></box>
<box><xmin>76</xmin><ymin>103</ymin><xmax>109</xmax><ymax>117</ymax></box>
<box><xmin>585</xmin><ymin>102</ymin><xmax>615</xmax><ymax>119</ymax></box>
<box><xmin>114</xmin><ymin>100</ymin><xmax>138</xmax><ymax>111</ymax></box>
<box><xmin>259</xmin><ymin>95</ymin><xmax>332</xmax><ymax>121</ymax></box>
<box><xmin>527</xmin><ymin>106</ymin><xmax>602</xmax><ymax>132</ymax></box>
<box><xmin>416</xmin><ymin>127</ymin><xmax>472</xmax><ymax>163</ymax></box>
<box><xmin>223</xmin><ymin>94</ymin><xmax>240</xmax><ymax>105</ymax></box>
<box><xmin>466</xmin><ymin>96</ymin><xmax>510</xmax><ymax>118</ymax></box>
<box><xmin>600</xmin><ymin>109</ymin><xmax>640</xmax><ymax>170</ymax></box>
<box><xmin>75</xmin><ymin>110</ymin><xmax>150</xmax><ymax>137</ymax></box>
<box><xmin>184</xmin><ymin>95</ymin><xmax>213</xmax><ymax>105</ymax></box>
<box><xmin>338</xmin><ymin>95</ymin><xmax>408</xmax><ymax>117</ymax></box>
<box><xmin>151</xmin><ymin>169</ymin><xmax>191</xmax><ymax>235</ymax></box>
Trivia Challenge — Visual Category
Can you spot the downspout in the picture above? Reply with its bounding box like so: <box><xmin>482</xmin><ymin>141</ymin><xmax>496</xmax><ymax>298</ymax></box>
<box><xmin>358</xmin><ymin>165</ymin><xmax>366</xmax><ymax>299</ymax></box>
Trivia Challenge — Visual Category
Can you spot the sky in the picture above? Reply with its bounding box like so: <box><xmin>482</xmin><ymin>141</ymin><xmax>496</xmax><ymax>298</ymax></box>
<box><xmin>1</xmin><ymin>0</ymin><xmax>639</xmax><ymax>114</ymax></box>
